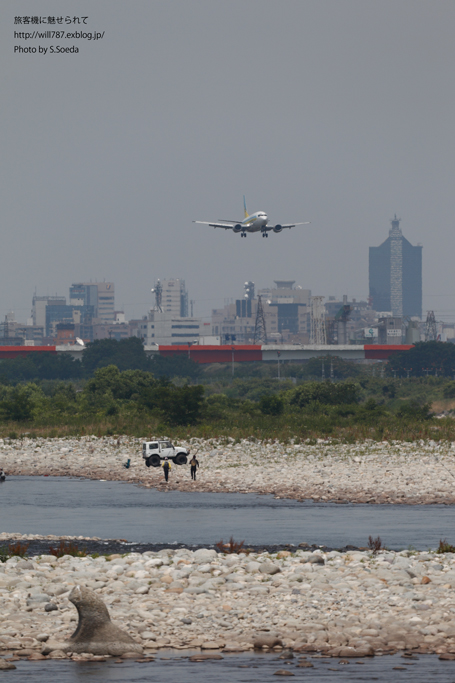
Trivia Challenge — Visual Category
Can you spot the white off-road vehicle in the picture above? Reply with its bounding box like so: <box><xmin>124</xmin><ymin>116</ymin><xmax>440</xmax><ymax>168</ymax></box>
<box><xmin>142</xmin><ymin>439</ymin><xmax>189</xmax><ymax>468</ymax></box>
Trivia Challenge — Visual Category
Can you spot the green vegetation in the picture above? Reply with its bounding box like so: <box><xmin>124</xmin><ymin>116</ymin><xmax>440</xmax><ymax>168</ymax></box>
<box><xmin>387</xmin><ymin>341</ymin><xmax>455</xmax><ymax>378</ymax></box>
<box><xmin>0</xmin><ymin>339</ymin><xmax>454</xmax><ymax>442</ymax></box>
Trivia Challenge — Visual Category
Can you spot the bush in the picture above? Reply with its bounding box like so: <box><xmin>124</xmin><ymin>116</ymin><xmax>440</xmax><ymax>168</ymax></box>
<box><xmin>289</xmin><ymin>381</ymin><xmax>360</xmax><ymax>408</ymax></box>
<box><xmin>259</xmin><ymin>395</ymin><xmax>284</xmax><ymax>416</ymax></box>
<box><xmin>395</xmin><ymin>401</ymin><xmax>432</xmax><ymax>421</ymax></box>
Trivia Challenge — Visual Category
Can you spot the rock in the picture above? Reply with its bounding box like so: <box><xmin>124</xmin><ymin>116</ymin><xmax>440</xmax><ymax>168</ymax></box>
<box><xmin>193</xmin><ymin>549</ymin><xmax>217</xmax><ymax>563</ymax></box>
<box><xmin>259</xmin><ymin>563</ymin><xmax>281</xmax><ymax>575</ymax></box>
<box><xmin>41</xmin><ymin>641</ymin><xmax>69</xmax><ymax>655</ymax></box>
<box><xmin>254</xmin><ymin>636</ymin><xmax>284</xmax><ymax>649</ymax></box>
<box><xmin>36</xmin><ymin>634</ymin><xmax>50</xmax><ymax>642</ymax></box>
<box><xmin>0</xmin><ymin>659</ymin><xmax>16</xmax><ymax>670</ymax></box>
<box><xmin>309</xmin><ymin>555</ymin><xmax>325</xmax><ymax>565</ymax></box>
<box><xmin>421</xmin><ymin>576</ymin><xmax>431</xmax><ymax>584</ymax></box>
<box><xmin>201</xmin><ymin>641</ymin><xmax>224</xmax><ymax>649</ymax></box>
<box><xmin>63</xmin><ymin>585</ymin><xmax>143</xmax><ymax>656</ymax></box>
<box><xmin>273</xmin><ymin>670</ymin><xmax>294</xmax><ymax>676</ymax></box>
<box><xmin>16</xmin><ymin>560</ymin><xmax>34</xmax><ymax>570</ymax></box>
<box><xmin>44</xmin><ymin>603</ymin><xmax>58</xmax><ymax>612</ymax></box>
<box><xmin>49</xmin><ymin>650</ymin><xmax>68</xmax><ymax>659</ymax></box>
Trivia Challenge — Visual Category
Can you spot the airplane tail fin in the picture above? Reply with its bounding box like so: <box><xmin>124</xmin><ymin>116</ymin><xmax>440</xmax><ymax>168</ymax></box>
<box><xmin>243</xmin><ymin>195</ymin><xmax>249</xmax><ymax>219</ymax></box>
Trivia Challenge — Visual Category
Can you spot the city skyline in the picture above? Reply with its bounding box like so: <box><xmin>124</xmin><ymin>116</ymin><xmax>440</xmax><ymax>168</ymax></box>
<box><xmin>3</xmin><ymin>2</ymin><xmax>455</xmax><ymax>324</ymax></box>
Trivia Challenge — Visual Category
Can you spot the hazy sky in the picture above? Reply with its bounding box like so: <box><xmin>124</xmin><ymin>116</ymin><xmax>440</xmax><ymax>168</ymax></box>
<box><xmin>3</xmin><ymin>1</ymin><xmax>455</xmax><ymax>325</ymax></box>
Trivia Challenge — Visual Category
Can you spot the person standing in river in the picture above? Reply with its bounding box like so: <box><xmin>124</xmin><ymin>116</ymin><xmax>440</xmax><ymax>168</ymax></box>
<box><xmin>161</xmin><ymin>457</ymin><xmax>171</xmax><ymax>482</ymax></box>
<box><xmin>0</xmin><ymin>469</ymin><xmax>5</xmax><ymax>482</ymax></box>
<box><xmin>189</xmin><ymin>455</ymin><xmax>199</xmax><ymax>480</ymax></box>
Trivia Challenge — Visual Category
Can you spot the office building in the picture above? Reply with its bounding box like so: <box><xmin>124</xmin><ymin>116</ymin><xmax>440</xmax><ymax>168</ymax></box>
<box><xmin>152</xmin><ymin>279</ymin><xmax>188</xmax><ymax>317</ymax></box>
<box><xmin>369</xmin><ymin>216</ymin><xmax>422</xmax><ymax>318</ymax></box>
<box><xmin>136</xmin><ymin>311</ymin><xmax>201</xmax><ymax>346</ymax></box>
<box><xmin>69</xmin><ymin>282</ymin><xmax>115</xmax><ymax>322</ymax></box>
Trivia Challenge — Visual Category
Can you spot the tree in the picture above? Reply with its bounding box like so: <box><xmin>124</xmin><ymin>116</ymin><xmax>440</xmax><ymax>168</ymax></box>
<box><xmin>139</xmin><ymin>381</ymin><xmax>205</xmax><ymax>425</ymax></box>
<box><xmin>83</xmin><ymin>365</ymin><xmax>157</xmax><ymax>402</ymax></box>
<box><xmin>82</xmin><ymin>337</ymin><xmax>150</xmax><ymax>374</ymax></box>
<box><xmin>387</xmin><ymin>341</ymin><xmax>455</xmax><ymax>378</ymax></box>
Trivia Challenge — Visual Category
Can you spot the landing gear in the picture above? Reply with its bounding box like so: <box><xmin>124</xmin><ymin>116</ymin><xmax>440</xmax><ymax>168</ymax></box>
<box><xmin>241</xmin><ymin>232</ymin><xmax>247</xmax><ymax>237</ymax></box>
<box><xmin>262</xmin><ymin>232</ymin><xmax>268</xmax><ymax>238</ymax></box>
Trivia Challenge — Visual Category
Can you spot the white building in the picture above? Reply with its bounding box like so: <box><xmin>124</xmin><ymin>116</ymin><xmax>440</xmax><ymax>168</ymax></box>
<box><xmin>136</xmin><ymin>310</ymin><xmax>201</xmax><ymax>346</ymax></box>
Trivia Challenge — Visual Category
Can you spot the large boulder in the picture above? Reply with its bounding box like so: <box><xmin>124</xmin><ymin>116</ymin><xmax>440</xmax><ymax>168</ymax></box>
<box><xmin>56</xmin><ymin>586</ymin><xmax>142</xmax><ymax>656</ymax></box>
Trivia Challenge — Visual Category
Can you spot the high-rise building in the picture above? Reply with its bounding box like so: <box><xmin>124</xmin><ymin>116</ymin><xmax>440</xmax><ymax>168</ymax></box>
<box><xmin>69</xmin><ymin>282</ymin><xmax>115</xmax><ymax>322</ymax></box>
<box><xmin>153</xmin><ymin>279</ymin><xmax>188</xmax><ymax>317</ymax></box>
<box><xmin>369</xmin><ymin>216</ymin><xmax>422</xmax><ymax>318</ymax></box>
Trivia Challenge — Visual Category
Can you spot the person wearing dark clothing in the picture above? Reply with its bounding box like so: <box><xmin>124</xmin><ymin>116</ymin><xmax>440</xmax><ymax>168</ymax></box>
<box><xmin>162</xmin><ymin>458</ymin><xmax>171</xmax><ymax>482</ymax></box>
<box><xmin>189</xmin><ymin>456</ymin><xmax>199</xmax><ymax>480</ymax></box>
<box><xmin>0</xmin><ymin>469</ymin><xmax>5</xmax><ymax>482</ymax></box>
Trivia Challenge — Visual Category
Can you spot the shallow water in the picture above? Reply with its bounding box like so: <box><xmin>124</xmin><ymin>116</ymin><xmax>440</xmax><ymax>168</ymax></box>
<box><xmin>7</xmin><ymin>652</ymin><xmax>455</xmax><ymax>683</ymax></box>
<box><xmin>1</xmin><ymin>476</ymin><xmax>455</xmax><ymax>549</ymax></box>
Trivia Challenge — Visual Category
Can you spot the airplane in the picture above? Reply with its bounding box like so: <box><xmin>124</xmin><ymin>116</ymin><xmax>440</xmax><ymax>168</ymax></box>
<box><xmin>193</xmin><ymin>197</ymin><xmax>310</xmax><ymax>238</ymax></box>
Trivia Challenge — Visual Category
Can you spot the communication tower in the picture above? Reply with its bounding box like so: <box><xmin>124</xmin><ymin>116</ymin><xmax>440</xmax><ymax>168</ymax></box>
<box><xmin>310</xmin><ymin>296</ymin><xmax>327</xmax><ymax>345</ymax></box>
<box><xmin>425</xmin><ymin>310</ymin><xmax>437</xmax><ymax>341</ymax></box>
<box><xmin>151</xmin><ymin>280</ymin><xmax>163</xmax><ymax>312</ymax></box>
<box><xmin>253</xmin><ymin>295</ymin><xmax>267</xmax><ymax>344</ymax></box>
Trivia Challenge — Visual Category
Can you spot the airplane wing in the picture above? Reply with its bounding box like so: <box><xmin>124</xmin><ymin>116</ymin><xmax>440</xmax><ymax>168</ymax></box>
<box><xmin>193</xmin><ymin>221</ymin><xmax>236</xmax><ymax>230</ymax></box>
<box><xmin>266</xmin><ymin>221</ymin><xmax>311</xmax><ymax>230</ymax></box>
<box><xmin>281</xmin><ymin>222</ymin><xmax>311</xmax><ymax>229</ymax></box>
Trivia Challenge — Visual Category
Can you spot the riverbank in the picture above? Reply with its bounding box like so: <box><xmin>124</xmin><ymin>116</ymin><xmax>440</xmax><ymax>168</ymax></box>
<box><xmin>1</xmin><ymin>546</ymin><xmax>455</xmax><ymax>659</ymax></box>
<box><xmin>1</xmin><ymin>435</ymin><xmax>455</xmax><ymax>505</ymax></box>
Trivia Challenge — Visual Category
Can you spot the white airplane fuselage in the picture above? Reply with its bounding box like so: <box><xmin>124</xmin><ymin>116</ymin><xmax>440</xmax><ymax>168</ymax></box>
<box><xmin>238</xmin><ymin>211</ymin><xmax>268</xmax><ymax>233</ymax></box>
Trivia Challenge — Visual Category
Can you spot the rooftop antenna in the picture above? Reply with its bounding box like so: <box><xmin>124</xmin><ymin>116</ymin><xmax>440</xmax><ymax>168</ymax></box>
<box><xmin>151</xmin><ymin>280</ymin><xmax>163</xmax><ymax>312</ymax></box>
<box><xmin>253</xmin><ymin>295</ymin><xmax>267</xmax><ymax>344</ymax></box>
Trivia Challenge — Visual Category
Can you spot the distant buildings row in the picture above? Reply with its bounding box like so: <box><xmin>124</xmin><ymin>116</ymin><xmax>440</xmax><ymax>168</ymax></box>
<box><xmin>2</xmin><ymin>217</ymin><xmax>453</xmax><ymax>349</ymax></box>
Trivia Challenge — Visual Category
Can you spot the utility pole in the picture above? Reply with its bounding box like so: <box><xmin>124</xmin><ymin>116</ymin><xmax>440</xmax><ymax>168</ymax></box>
<box><xmin>277</xmin><ymin>350</ymin><xmax>281</xmax><ymax>380</ymax></box>
<box><xmin>231</xmin><ymin>345</ymin><xmax>235</xmax><ymax>378</ymax></box>
<box><xmin>253</xmin><ymin>295</ymin><xmax>267</xmax><ymax>344</ymax></box>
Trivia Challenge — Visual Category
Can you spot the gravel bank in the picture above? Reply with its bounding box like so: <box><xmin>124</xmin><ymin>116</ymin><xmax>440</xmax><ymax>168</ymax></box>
<box><xmin>1</xmin><ymin>435</ymin><xmax>455</xmax><ymax>504</ymax></box>
<box><xmin>1</xmin><ymin>547</ymin><xmax>455</xmax><ymax>659</ymax></box>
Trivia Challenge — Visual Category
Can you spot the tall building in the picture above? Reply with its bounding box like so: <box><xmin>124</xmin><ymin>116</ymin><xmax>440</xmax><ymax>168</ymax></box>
<box><xmin>369</xmin><ymin>216</ymin><xmax>422</xmax><ymax>318</ymax></box>
<box><xmin>69</xmin><ymin>282</ymin><xmax>115</xmax><ymax>322</ymax></box>
<box><xmin>153</xmin><ymin>279</ymin><xmax>188</xmax><ymax>317</ymax></box>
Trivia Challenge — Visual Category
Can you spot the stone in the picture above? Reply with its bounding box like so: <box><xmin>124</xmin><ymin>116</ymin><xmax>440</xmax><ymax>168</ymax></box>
<box><xmin>201</xmin><ymin>641</ymin><xmax>224</xmax><ymax>649</ymax></box>
<box><xmin>0</xmin><ymin>659</ymin><xmax>16</xmax><ymax>670</ymax></box>
<box><xmin>421</xmin><ymin>576</ymin><xmax>431</xmax><ymax>584</ymax></box>
<box><xmin>62</xmin><ymin>585</ymin><xmax>143</xmax><ymax>656</ymax></box>
<box><xmin>44</xmin><ymin>603</ymin><xmax>58</xmax><ymax>612</ymax></box>
<box><xmin>254</xmin><ymin>636</ymin><xmax>284</xmax><ymax>649</ymax></box>
<box><xmin>273</xmin><ymin>670</ymin><xmax>294</xmax><ymax>676</ymax></box>
<box><xmin>259</xmin><ymin>563</ymin><xmax>281</xmax><ymax>575</ymax></box>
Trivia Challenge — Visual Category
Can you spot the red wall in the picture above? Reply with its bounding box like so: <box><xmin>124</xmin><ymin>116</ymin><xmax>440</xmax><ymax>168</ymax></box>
<box><xmin>158</xmin><ymin>345</ymin><xmax>263</xmax><ymax>364</ymax></box>
<box><xmin>364</xmin><ymin>344</ymin><xmax>413</xmax><ymax>360</ymax></box>
<box><xmin>0</xmin><ymin>346</ymin><xmax>57</xmax><ymax>360</ymax></box>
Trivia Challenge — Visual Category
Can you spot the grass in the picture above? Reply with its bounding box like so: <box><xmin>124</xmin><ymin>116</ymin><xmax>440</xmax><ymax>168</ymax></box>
<box><xmin>48</xmin><ymin>540</ymin><xmax>87</xmax><ymax>558</ymax></box>
<box><xmin>215</xmin><ymin>536</ymin><xmax>249</xmax><ymax>554</ymax></box>
<box><xmin>437</xmin><ymin>539</ymin><xmax>455</xmax><ymax>554</ymax></box>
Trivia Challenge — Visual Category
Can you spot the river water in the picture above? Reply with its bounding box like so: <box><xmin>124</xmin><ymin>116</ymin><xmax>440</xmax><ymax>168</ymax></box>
<box><xmin>6</xmin><ymin>652</ymin><xmax>455</xmax><ymax>682</ymax></box>
<box><xmin>1</xmin><ymin>476</ymin><xmax>455</xmax><ymax>549</ymax></box>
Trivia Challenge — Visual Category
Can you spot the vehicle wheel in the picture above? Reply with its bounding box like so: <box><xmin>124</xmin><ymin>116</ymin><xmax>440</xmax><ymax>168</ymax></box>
<box><xmin>146</xmin><ymin>454</ymin><xmax>161</xmax><ymax>468</ymax></box>
<box><xmin>175</xmin><ymin>453</ymin><xmax>188</xmax><ymax>466</ymax></box>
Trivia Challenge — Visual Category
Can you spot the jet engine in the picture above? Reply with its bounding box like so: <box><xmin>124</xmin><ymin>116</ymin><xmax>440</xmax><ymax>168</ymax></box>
<box><xmin>273</xmin><ymin>224</ymin><xmax>283</xmax><ymax>233</ymax></box>
<box><xmin>233</xmin><ymin>224</ymin><xmax>243</xmax><ymax>233</ymax></box>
